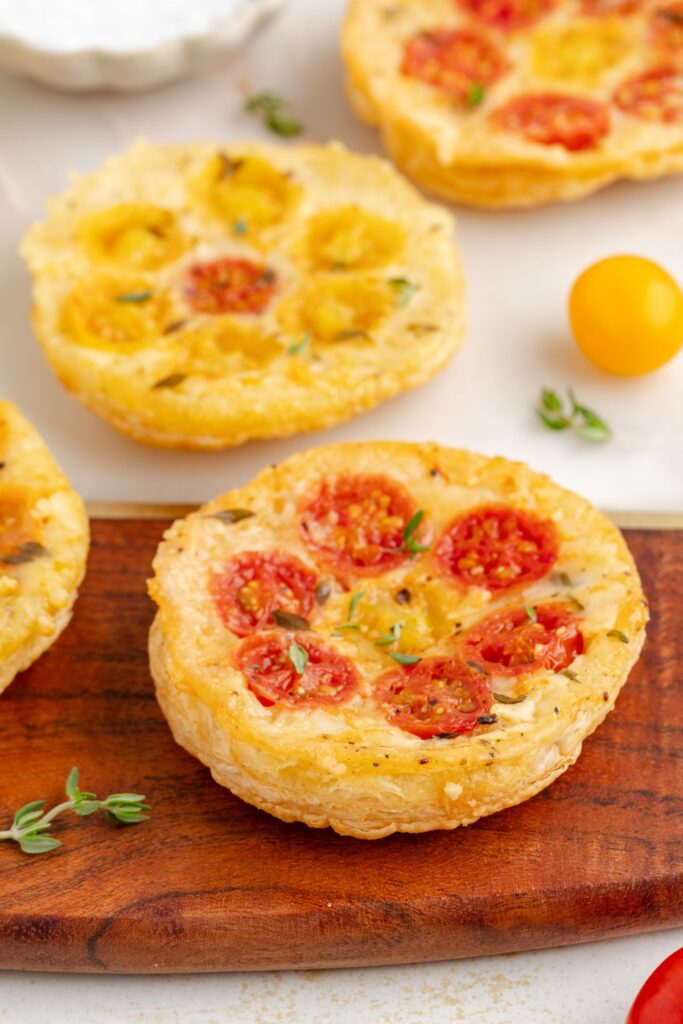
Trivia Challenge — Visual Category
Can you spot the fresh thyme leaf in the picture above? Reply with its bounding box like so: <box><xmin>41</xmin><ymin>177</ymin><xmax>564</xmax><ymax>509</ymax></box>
<box><xmin>524</xmin><ymin>604</ymin><xmax>537</xmax><ymax>624</ymax></box>
<box><xmin>402</xmin><ymin>509</ymin><xmax>429</xmax><ymax>558</ymax></box>
<box><xmin>387</xmin><ymin>651</ymin><xmax>421</xmax><ymax>665</ymax></box>
<box><xmin>335</xmin><ymin>623</ymin><xmax>361</xmax><ymax>631</ymax></box>
<box><xmin>567</xmin><ymin>389</ymin><xmax>612</xmax><ymax>442</ymax></box>
<box><xmin>287</xmin><ymin>331</ymin><xmax>311</xmax><ymax>356</ymax></box>
<box><xmin>19</xmin><ymin>835</ymin><xmax>62</xmax><ymax>855</ymax></box>
<box><xmin>388</xmin><ymin>277</ymin><xmax>415</xmax><ymax>308</ymax></box>
<box><xmin>12</xmin><ymin>801</ymin><xmax>45</xmax><ymax>829</ymax></box>
<box><xmin>152</xmin><ymin>373</ymin><xmax>187</xmax><ymax>390</ymax></box>
<box><xmin>493</xmin><ymin>692</ymin><xmax>527</xmax><ymax>705</ymax></box>
<box><xmin>208</xmin><ymin>508</ymin><xmax>255</xmax><ymax>524</ymax></box>
<box><xmin>0</xmin><ymin>768</ymin><xmax>150</xmax><ymax>856</ymax></box>
<box><xmin>466</xmin><ymin>82</ymin><xmax>485</xmax><ymax>107</ymax></box>
<box><xmin>288</xmin><ymin>642</ymin><xmax>309</xmax><ymax>675</ymax></box>
<box><xmin>315</xmin><ymin>580</ymin><xmax>332</xmax><ymax>605</ymax></box>
<box><xmin>233</xmin><ymin>218</ymin><xmax>249</xmax><ymax>236</ymax></box>
<box><xmin>116</xmin><ymin>290</ymin><xmax>153</xmax><ymax>303</ymax></box>
<box><xmin>246</xmin><ymin>93</ymin><xmax>303</xmax><ymax>137</ymax></box>
<box><xmin>271</xmin><ymin>609</ymin><xmax>311</xmax><ymax>631</ymax></box>
<box><xmin>477</xmin><ymin>714</ymin><xmax>498</xmax><ymax>726</ymax></box>
<box><xmin>560</xmin><ymin>668</ymin><xmax>579</xmax><ymax>680</ymax></box>
<box><xmin>607</xmin><ymin>628</ymin><xmax>629</xmax><ymax>644</ymax></box>
<box><xmin>536</xmin><ymin>387</ymin><xmax>611</xmax><ymax>443</ymax></box>
<box><xmin>1</xmin><ymin>541</ymin><xmax>48</xmax><ymax>566</ymax></box>
<box><xmin>376</xmin><ymin>622</ymin><xmax>403</xmax><ymax>647</ymax></box>
<box><xmin>346</xmin><ymin>590</ymin><xmax>366</xmax><ymax>623</ymax></box>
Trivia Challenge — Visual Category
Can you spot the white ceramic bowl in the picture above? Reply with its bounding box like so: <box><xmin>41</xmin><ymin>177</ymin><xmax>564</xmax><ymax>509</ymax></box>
<box><xmin>0</xmin><ymin>0</ymin><xmax>285</xmax><ymax>92</ymax></box>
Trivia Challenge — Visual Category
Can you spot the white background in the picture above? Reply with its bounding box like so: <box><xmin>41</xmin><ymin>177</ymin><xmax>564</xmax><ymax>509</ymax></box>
<box><xmin>0</xmin><ymin>0</ymin><xmax>681</xmax><ymax>1020</ymax></box>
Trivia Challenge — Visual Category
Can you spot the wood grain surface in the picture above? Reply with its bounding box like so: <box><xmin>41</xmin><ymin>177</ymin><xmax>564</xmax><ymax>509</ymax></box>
<box><xmin>0</xmin><ymin>521</ymin><xmax>681</xmax><ymax>975</ymax></box>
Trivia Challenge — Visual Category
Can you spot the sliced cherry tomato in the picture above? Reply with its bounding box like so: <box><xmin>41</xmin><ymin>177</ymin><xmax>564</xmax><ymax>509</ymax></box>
<box><xmin>436</xmin><ymin>505</ymin><xmax>558</xmax><ymax>592</ymax></box>
<box><xmin>626</xmin><ymin>947</ymin><xmax>683</xmax><ymax>1024</ymax></box>
<box><xmin>459</xmin><ymin>602</ymin><xmax>584</xmax><ymax>675</ymax></box>
<box><xmin>184</xmin><ymin>258</ymin><xmax>277</xmax><ymax>315</ymax></box>
<box><xmin>300</xmin><ymin>474</ymin><xmax>424</xmax><ymax>576</ymax></box>
<box><xmin>234</xmin><ymin>631</ymin><xmax>359</xmax><ymax>708</ymax></box>
<box><xmin>401</xmin><ymin>28</ymin><xmax>508</xmax><ymax>101</ymax></box>
<box><xmin>651</xmin><ymin>5</ymin><xmax>683</xmax><ymax>58</ymax></box>
<box><xmin>615</xmin><ymin>68</ymin><xmax>683</xmax><ymax>123</ymax></box>
<box><xmin>456</xmin><ymin>0</ymin><xmax>554</xmax><ymax>30</ymax></box>
<box><xmin>491</xmin><ymin>93</ymin><xmax>610</xmax><ymax>150</ymax></box>
<box><xmin>211</xmin><ymin>551</ymin><xmax>317</xmax><ymax>637</ymax></box>
<box><xmin>374</xmin><ymin>657</ymin><xmax>493</xmax><ymax>739</ymax></box>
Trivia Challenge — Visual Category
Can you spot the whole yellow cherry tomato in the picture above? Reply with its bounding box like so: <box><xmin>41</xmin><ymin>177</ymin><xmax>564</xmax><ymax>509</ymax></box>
<box><xmin>569</xmin><ymin>255</ymin><xmax>683</xmax><ymax>376</ymax></box>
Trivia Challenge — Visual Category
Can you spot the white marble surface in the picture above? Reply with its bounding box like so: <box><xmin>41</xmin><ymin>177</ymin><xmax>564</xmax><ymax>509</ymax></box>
<box><xmin>1</xmin><ymin>930</ymin><xmax>682</xmax><ymax>1023</ymax></box>
<box><xmin>0</xmin><ymin>1</ymin><xmax>681</xmax><ymax>1019</ymax></box>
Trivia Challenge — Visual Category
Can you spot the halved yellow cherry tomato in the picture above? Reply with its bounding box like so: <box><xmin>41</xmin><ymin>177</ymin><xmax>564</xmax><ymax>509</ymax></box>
<box><xmin>569</xmin><ymin>255</ymin><xmax>683</xmax><ymax>376</ymax></box>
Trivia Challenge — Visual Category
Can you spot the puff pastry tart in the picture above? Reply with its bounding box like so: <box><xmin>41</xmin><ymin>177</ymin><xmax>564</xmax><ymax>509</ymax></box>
<box><xmin>343</xmin><ymin>0</ymin><xmax>683</xmax><ymax>208</ymax></box>
<box><xmin>0</xmin><ymin>401</ymin><xmax>89</xmax><ymax>696</ymax></box>
<box><xmin>149</xmin><ymin>441</ymin><xmax>647</xmax><ymax>839</ymax></box>
<box><xmin>21</xmin><ymin>141</ymin><xmax>464</xmax><ymax>449</ymax></box>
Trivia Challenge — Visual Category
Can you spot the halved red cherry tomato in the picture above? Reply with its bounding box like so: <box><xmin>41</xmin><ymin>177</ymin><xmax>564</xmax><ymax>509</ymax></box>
<box><xmin>491</xmin><ymin>93</ymin><xmax>610</xmax><ymax>150</ymax></box>
<box><xmin>184</xmin><ymin>257</ymin><xmax>277</xmax><ymax>315</ymax></box>
<box><xmin>456</xmin><ymin>0</ymin><xmax>554</xmax><ymax>30</ymax></box>
<box><xmin>436</xmin><ymin>505</ymin><xmax>558</xmax><ymax>592</ymax></box>
<box><xmin>234</xmin><ymin>631</ymin><xmax>359</xmax><ymax>708</ymax></box>
<box><xmin>211</xmin><ymin>551</ymin><xmax>317</xmax><ymax>637</ymax></box>
<box><xmin>651</xmin><ymin>5</ymin><xmax>683</xmax><ymax>58</ymax></box>
<box><xmin>626</xmin><ymin>947</ymin><xmax>683</xmax><ymax>1024</ymax></box>
<box><xmin>300</xmin><ymin>474</ymin><xmax>424</xmax><ymax>576</ymax></box>
<box><xmin>615</xmin><ymin>68</ymin><xmax>683</xmax><ymax>123</ymax></box>
<box><xmin>459</xmin><ymin>602</ymin><xmax>584</xmax><ymax>675</ymax></box>
<box><xmin>401</xmin><ymin>28</ymin><xmax>508</xmax><ymax>101</ymax></box>
<box><xmin>375</xmin><ymin>657</ymin><xmax>493</xmax><ymax>739</ymax></box>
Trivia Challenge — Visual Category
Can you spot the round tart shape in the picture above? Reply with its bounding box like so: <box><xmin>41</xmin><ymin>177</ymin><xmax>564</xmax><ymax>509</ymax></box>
<box><xmin>0</xmin><ymin>401</ymin><xmax>89</xmax><ymax>696</ymax></box>
<box><xmin>148</xmin><ymin>441</ymin><xmax>647</xmax><ymax>839</ymax></box>
<box><xmin>21</xmin><ymin>141</ymin><xmax>464</xmax><ymax>449</ymax></box>
<box><xmin>342</xmin><ymin>0</ymin><xmax>683</xmax><ymax>208</ymax></box>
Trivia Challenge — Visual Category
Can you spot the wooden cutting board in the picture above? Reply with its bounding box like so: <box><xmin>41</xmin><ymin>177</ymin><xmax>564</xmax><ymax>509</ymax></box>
<box><xmin>0</xmin><ymin>517</ymin><xmax>681</xmax><ymax>975</ymax></box>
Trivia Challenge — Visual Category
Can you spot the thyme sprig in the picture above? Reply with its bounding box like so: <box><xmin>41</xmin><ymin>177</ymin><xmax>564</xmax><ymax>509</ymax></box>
<box><xmin>288</xmin><ymin>642</ymin><xmax>309</xmax><ymax>674</ymax></box>
<box><xmin>246</xmin><ymin>93</ymin><xmax>303</xmax><ymax>137</ymax></box>
<box><xmin>0</xmin><ymin>769</ymin><xmax>149</xmax><ymax>855</ymax></box>
<box><xmin>402</xmin><ymin>510</ymin><xmax>429</xmax><ymax>558</ymax></box>
<box><xmin>537</xmin><ymin>387</ymin><xmax>611</xmax><ymax>443</ymax></box>
<box><xmin>335</xmin><ymin>590</ymin><xmax>365</xmax><ymax>633</ymax></box>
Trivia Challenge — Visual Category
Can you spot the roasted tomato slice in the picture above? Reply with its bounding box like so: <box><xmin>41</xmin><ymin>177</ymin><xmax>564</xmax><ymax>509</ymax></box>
<box><xmin>456</xmin><ymin>0</ymin><xmax>554</xmax><ymax>31</ymax></box>
<box><xmin>491</xmin><ymin>93</ymin><xmax>610</xmax><ymax>150</ymax></box>
<box><xmin>375</xmin><ymin>657</ymin><xmax>493</xmax><ymax>739</ymax></box>
<box><xmin>460</xmin><ymin>602</ymin><xmax>584</xmax><ymax>675</ymax></box>
<box><xmin>401</xmin><ymin>28</ymin><xmax>508</xmax><ymax>101</ymax></box>
<box><xmin>184</xmin><ymin>258</ymin><xmax>277</xmax><ymax>315</ymax></box>
<box><xmin>211</xmin><ymin>551</ymin><xmax>318</xmax><ymax>637</ymax></box>
<box><xmin>300</xmin><ymin>473</ymin><xmax>425</xmax><ymax>576</ymax></box>
<box><xmin>436</xmin><ymin>504</ymin><xmax>558</xmax><ymax>592</ymax></box>
<box><xmin>234</xmin><ymin>631</ymin><xmax>359</xmax><ymax>708</ymax></box>
<box><xmin>615</xmin><ymin>68</ymin><xmax>683</xmax><ymax>123</ymax></box>
<box><xmin>626</xmin><ymin>947</ymin><xmax>683</xmax><ymax>1024</ymax></box>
